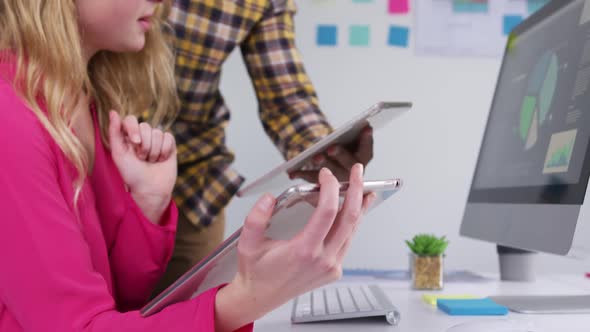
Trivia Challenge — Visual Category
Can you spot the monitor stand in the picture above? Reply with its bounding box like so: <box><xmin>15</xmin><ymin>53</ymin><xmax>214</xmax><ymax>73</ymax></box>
<box><xmin>492</xmin><ymin>245</ymin><xmax>590</xmax><ymax>314</ymax></box>
<box><xmin>490</xmin><ymin>295</ymin><xmax>590</xmax><ymax>314</ymax></box>
<box><xmin>497</xmin><ymin>245</ymin><xmax>536</xmax><ymax>282</ymax></box>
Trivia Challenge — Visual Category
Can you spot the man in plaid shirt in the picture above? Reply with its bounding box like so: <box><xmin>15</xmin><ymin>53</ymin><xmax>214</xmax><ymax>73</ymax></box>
<box><xmin>155</xmin><ymin>0</ymin><xmax>374</xmax><ymax>292</ymax></box>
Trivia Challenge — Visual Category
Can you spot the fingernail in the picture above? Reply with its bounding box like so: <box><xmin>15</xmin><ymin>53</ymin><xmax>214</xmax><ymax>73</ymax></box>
<box><xmin>327</xmin><ymin>146</ymin><xmax>339</xmax><ymax>156</ymax></box>
<box><xmin>313</xmin><ymin>154</ymin><xmax>325</xmax><ymax>164</ymax></box>
<box><xmin>259</xmin><ymin>194</ymin><xmax>274</xmax><ymax>212</ymax></box>
<box><xmin>132</xmin><ymin>135</ymin><xmax>141</xmax><ymax>144</ymax></box>
<box><xmin>355</xmin><ymin>163</ymin><xmax>364</xmax><ymax>174</ymax></box>
<box><xmin>368</xmin><ymin>192</ymin><xmax>378</xmax><ymax>207</ymax></box>
<box><xmin>320</xmin><ymin>167</ymin><xmax>332</xmax><ymax>177</ymax></box>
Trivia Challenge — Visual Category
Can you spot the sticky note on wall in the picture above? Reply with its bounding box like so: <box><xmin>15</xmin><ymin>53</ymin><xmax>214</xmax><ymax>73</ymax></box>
<box><xmin>388</xmin><ymin>0</ymin><xmax>409</xmax><ymax>14</ymax></box>
<box><xmin>316</xmin><ymin>25</ymin><xmax>338</xmax><ymax>46</ymax></box>
<box><xmin>527</xmin><ymin>0</ymin><xmax>549</xmax><ymax>14</ymax></box>
<box><xmin>503</xmin><ymin>15</ymin><xmax>523</xmax><ymax>36</ymax></box>
<box><xmin>349</xmin><ymin>25</ymin><xmax>370</xmax><ymax>47</ymax></box>
<box><xmin>388</xmin><ymin>25</ymin><xmax>409</xmax><ymax>47</ymax></box>
<box><xmin>453</xmin><ymin>0</ymin><xmax>489</xmax><ymax>13</ymax></box>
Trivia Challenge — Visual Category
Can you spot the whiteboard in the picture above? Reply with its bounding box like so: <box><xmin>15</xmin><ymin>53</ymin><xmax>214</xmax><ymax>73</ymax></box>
<box><xmin>219</xmin><ymin>0</ymin><xmax>587</xmax><ymax>274</ymax></box>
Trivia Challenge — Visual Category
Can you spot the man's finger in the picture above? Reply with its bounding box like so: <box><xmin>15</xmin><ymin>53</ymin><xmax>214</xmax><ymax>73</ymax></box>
<box><xmin>322</xmin><ymin>158</ymin><xmax>349</xmax><ymax>181</ymax></box>
<box><xmin>353</xmin><ymin>126</ymin><xmax>373</xmax><ymax>165</ymax></box>
<box><xmin>326</xmin><ymin>145</ymin><xmax>358</xmax><ymax>171</ymax></box>
<box><xmin>292</xmin><ymin>158</ymin><xmax>348</xmax><ymax>182</ymax></box>
<box><xmin>289</xmin><ymin>170</ymin><xmax>319</xmax><ymax>183</ymax></box>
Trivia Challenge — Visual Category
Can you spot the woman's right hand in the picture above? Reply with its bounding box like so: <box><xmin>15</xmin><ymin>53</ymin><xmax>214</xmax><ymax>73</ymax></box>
<box><xmin>108</xmin><ymin>111</ymin><xmax>177</xmax><ymax>224</ymax></box>
<box><xmin>214</xmin><ymin>164</ymin><xmax>376</xmax><ymax>331</ymax></box>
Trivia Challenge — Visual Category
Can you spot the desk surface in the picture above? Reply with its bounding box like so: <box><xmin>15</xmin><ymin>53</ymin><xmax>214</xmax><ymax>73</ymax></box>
<box><xmin>254</xmin><ymin>274</ymin><xmax>590</xmax><ymax>332</ymax></box>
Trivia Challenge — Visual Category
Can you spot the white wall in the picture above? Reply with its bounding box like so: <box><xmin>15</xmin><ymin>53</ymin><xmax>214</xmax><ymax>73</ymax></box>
<box><xmin>219</xmin><ymin>0</ymin><xmax>588</xmax><ymax>275</ymax></box>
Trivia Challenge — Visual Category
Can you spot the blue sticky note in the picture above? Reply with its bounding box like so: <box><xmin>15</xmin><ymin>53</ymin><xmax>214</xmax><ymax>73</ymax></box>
<box><xmin>527</xmin><ymin>0</ymin><xmax>549</xmax><ymax>14</ymax></box>
<box><xmin>437</xmin><ymin>298</ymin><xmax>509</xmax><ymax>316</ymax></box>
<box><xmin>349</xmin><ymin>25</ymin><xmax>370</xmax><ymax>47</ymax></box>
<box><xmin>317</xmin><ymin>25</ymin><xmax>338</xmax><ymax>46</ymax></box>
<box><xmin>503</xmin><ymin>15</ymin><xmax>523</xmax><ymax>36</ymax></box>
<box><xmin>453</xmin><ymin>0</ymin><xmax>488</xmax><ymax>13</ymax></box>
<box><xmin>388</xmin><ymin>25</ymin><xmax>409</xmax><ymax>47</ymax></box>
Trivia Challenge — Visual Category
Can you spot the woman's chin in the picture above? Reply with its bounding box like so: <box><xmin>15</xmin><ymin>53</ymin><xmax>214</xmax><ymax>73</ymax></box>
<box><xmin>128</xmin><ymin>38</ymin><xmax>147</xmax><ymax>53</ymax></box>
<box><xmin>114</xmin><ymin>36</ymin><xmax>146</xmax><ymax>53</ymax></box>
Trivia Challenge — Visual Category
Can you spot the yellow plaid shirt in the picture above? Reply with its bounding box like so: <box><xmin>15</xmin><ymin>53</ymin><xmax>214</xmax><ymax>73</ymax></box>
<box><xmin>169</xmin><ymin>0</ymin><xmax>333</xmax><ymax>228</ymax></box>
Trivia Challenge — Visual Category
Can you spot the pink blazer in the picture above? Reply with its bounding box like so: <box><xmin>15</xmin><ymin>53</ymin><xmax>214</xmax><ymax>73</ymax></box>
<box><xmin>0</xmin><ymin>60</ymin><xmax>252</xmax><ymax>331</ymax></box>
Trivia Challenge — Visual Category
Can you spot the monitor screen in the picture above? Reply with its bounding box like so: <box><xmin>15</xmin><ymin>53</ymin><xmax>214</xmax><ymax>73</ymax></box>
<box><xmin>469</xmin><ymin>0</ymin><xmax>590</xmax><ymax>205</ymax></box>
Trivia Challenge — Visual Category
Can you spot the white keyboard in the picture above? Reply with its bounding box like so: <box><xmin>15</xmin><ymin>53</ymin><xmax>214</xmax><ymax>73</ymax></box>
<box><xmin>291</xmin><ymin>284</ymin><xmax>401</xmax><ymax>325</ymax></box>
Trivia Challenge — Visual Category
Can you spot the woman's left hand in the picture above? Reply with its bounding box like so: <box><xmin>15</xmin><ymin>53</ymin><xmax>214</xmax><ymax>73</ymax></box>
<box><xmin>214</xmin><ymin>164</ymin><xmax>376</xmax><ymax>331</ymax></box>
<box><xmin>108</xmin><ymin>111</ymin><xmax>177</xmax><ymax>224</ymax></box>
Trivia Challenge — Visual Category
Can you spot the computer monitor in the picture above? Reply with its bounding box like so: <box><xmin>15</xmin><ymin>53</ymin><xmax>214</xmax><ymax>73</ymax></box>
<box><xmin>460</xmin><ymin>0</ymin><xmax>590</xmax><ymax>313</ymax></box>
<box><xmin>461</xmin><ymin>0</ymin><xmax>590</xmax><ymax>258</ymax></box>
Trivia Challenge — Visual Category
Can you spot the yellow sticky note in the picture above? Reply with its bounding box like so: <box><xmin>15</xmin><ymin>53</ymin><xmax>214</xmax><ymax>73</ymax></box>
<box><xmin>507</xmin><ymin>34</ymin><xmax>518</xmax><ymax>53</ymax></box>
<box><xmin>422</xmin><ymin>294</ymin><xmax>478</xmax><ymax>306</ymax></box>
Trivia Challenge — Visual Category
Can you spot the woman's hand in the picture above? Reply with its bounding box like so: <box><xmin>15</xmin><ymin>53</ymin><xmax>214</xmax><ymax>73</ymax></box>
<box><xmin>214</xmin><ymin>164</ymin><xmax>376</xmax><ymax>331</ymax></box>
<box><xmin>108</xmin><ymin>111</ymin><xmax>177</xmax><ymax>224</ymax></box>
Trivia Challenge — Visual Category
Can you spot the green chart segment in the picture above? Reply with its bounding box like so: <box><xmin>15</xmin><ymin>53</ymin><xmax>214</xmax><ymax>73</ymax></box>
<box><xmin>519</xmin><ymin>52</ymin><xmax>559</xmax><ymax>149</ymax></box>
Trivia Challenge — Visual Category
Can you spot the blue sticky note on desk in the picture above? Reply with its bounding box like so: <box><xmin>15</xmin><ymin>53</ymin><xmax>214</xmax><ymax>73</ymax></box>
<box><xmin>437</xmin><ymin>298</ymin><xmax>509</xmax><ymax>316</ymax></box>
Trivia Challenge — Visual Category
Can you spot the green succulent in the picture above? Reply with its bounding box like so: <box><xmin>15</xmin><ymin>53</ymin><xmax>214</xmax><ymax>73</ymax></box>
<box><xmin>405</xmin><ymin>234</ymin><xmax>449</xmax><ymax>256</ymax></box>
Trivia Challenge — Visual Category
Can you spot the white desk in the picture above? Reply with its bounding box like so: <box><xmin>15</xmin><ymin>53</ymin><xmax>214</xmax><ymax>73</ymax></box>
<box><xmin>253</xmin><ymin>274</ymin><xmax>590</xmax><ymax>331</ymax></box>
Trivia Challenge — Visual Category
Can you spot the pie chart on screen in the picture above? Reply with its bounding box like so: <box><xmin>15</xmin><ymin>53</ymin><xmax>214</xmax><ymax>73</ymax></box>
<box><xmin>519</xmin><ymin>51</ymin><xmax>558</xmax><ymax>150</ymax></box>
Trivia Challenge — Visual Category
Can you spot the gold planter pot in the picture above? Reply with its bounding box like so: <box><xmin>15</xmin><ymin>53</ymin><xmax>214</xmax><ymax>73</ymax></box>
<box><xmin>410</xmin><ymin>254</ymin><xmax>444</xmax><ymax>290</ymax></box>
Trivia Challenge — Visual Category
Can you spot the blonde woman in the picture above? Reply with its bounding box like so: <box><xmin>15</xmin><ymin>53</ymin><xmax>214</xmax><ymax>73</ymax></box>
<box><xmin>0</xmin><ymin>0</ymin><xmax>374</xmax><ymax>331</ymax></box>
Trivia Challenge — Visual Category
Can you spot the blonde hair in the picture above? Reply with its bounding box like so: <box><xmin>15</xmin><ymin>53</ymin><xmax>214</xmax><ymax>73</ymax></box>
<box><xmin>0</xmin><ymin>0</ymin><xmax>178</xmax><ymax>201</ymax></box>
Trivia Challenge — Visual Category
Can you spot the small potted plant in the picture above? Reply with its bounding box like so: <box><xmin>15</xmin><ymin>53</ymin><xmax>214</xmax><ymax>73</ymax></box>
<box><xmin>406</xmin><ymin>234</ymin><xmax>449</xmax><ymax>290</ymax></box>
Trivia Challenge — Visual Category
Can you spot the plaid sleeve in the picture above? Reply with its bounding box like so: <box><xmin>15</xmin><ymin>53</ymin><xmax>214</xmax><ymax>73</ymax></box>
<box><xmin>167</xmin><ymin>2</ymin><xmax>251</xmax><ymax>227</ymax></box>
<box><xmin>240</xmin><ymin>0</ymin><xmax>333</xmax><ymax>161</ymax></box>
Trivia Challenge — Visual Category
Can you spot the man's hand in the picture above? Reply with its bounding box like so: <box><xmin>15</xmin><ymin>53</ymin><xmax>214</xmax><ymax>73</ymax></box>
<box><xmin>289</xmin><ymin>126</ymin><xmax>373</xmax><ymax>182</ymax></box>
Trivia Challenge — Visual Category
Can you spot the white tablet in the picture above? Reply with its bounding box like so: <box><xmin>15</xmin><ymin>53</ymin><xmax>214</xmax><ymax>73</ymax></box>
<box><xmin>141</xmin><ymin>178</ymin><xmax>402</xmax><ymax>317</ymax></box>
<box><xmin>236</xmin><ymin>101</ymin><xmax>411</xmax><ymax>197</ymax></box>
